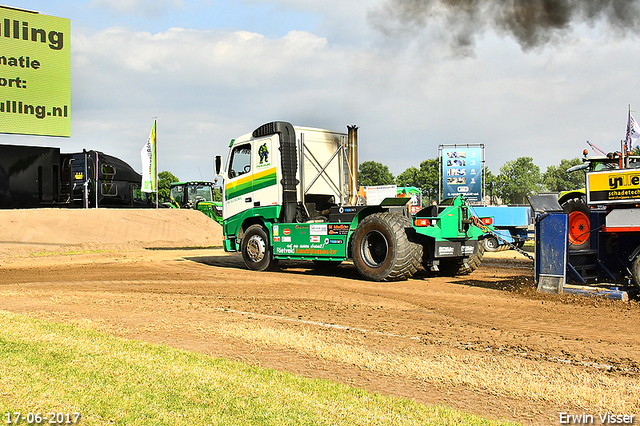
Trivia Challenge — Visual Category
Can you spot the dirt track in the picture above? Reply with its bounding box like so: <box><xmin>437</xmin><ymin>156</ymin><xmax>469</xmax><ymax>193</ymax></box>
<box><xmin>1</xmin><ymin>210</ymin><xmax>639</xmax><ymax>425</ymax></box>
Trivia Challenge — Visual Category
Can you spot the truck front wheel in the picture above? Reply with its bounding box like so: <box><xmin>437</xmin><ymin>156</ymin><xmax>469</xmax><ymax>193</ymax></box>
<box><xmin>352</xmin><ymin>213</ymin><xmax>422</xmax><ymax>281</ymax></box>
<box><xmin>241</xmin><ymin>224</ymin><xmax>275</xmax><ymax>271</ymax></box>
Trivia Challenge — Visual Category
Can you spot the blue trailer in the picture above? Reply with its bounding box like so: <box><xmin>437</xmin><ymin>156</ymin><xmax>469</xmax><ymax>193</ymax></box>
<box><xmin>467</xmin><ymin>205</ymin><xmax>532</xmax><ymax>251</ymax></box>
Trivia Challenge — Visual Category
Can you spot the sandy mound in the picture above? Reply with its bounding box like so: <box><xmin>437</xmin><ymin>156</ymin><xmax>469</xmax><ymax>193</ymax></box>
<box><xmin>0</xmin><ymin>208</ymin><xmax>223</xmax><ymax>259</ymax></box>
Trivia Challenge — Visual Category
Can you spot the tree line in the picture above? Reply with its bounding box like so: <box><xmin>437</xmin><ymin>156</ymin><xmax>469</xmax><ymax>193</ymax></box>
<box><xmin>358</xmin><ymin>156</ymin><xmax>586</xmax><ymax>205</ymax></box>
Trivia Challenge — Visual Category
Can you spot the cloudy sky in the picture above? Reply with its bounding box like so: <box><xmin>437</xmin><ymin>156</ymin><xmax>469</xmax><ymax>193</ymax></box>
<box><xmin>2</xmin><ymin>0</ymin><xmax>640</xmax><ymax>181</ymax></box>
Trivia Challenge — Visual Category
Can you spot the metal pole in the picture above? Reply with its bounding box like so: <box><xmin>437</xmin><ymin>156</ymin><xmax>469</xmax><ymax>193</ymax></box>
<box><xmin>83</xmin><ymin>149</ymin><xmax>88</xmax><ymax>209</ymax></box>
<box><xmin>155</xmin><ymin>119</ymin><xmax>158</xmax><ymax>209</ymax></box>
<box><xmin>94</xmin><ymin>151</ymin><xmax>99</xmax><ymax>208</ymax></box>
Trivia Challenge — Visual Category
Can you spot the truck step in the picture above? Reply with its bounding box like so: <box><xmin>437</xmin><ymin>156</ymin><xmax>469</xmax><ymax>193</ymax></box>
<box><xmin>569</xmin><ymin>250</ymin><xmax>598</xmax><ymax>269</ymax></box>
<box><xmin>568</xmin><ymin>249</ymin><xmax>597</xmax><ymax>254</ymax></box>
<box><xmin>571</xmin><ymin>263</ymin><xmax>598</xmax><ymax>271</ymax></box>
<box><xmin>578</xmin><ymin>275</ymin><xmax>599</xmax><ymax>281</ymax></box>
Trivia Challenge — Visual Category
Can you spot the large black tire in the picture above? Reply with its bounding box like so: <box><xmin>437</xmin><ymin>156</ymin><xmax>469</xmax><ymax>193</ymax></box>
<box><xmin>241</xmin><ymin>224</ymin><xmax>275</xmax><ymax>271</ymax></box>
<box><xmin>352</xmin><ymin>212</ymin><xmax>422</xmax><ymax>281</ymax></box>
<box><xmin>562</xmin><ymin>200</ymin><xmax>590</xmax><ymax>250</ymax></box>
<box><xmin>632</xmin><ymin>254</ymin><xmax>640</xmax><ymax>289</ymax></box>
<box><xmin>438</xmin><ymin>242</ymin><xmax>485</xmax><ymax>276</ymax></box>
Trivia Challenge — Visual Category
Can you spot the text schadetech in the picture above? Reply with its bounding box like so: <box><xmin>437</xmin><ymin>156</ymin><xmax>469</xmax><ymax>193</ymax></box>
<box><xmin>559</xmin><ymin>412</ymin><xmax>636</xmax><ymax>424</ymax></box>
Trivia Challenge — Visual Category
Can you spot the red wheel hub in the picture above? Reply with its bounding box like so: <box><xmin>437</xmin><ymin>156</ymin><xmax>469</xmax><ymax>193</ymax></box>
<box><xmin>568</xmin><ymin>211</ymin><xmax>590</xmax><ymax>245</ymax></box>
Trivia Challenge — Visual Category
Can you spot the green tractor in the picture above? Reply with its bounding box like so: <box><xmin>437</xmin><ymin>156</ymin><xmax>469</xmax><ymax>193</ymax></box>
<box><xmin>168</xmin><ymin>181</ymin><xmax>223</xmax><ymax>225</ymax></box>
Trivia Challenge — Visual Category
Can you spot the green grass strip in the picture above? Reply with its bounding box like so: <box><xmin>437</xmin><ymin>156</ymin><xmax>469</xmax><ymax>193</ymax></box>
<box><xmin>0</xmin><ymin>311</ymin><xmax>519</xmax><ymax>426</ymax></box>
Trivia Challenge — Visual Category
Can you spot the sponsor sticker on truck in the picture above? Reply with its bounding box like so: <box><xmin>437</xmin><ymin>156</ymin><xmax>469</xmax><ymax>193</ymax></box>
<box><xmin>328</xmin><ymin>224</ymin><xmax>349</xmax><ymax>235</ymax></box>
<box><xmin>310</xmin><ymin>224</ymin><xmax>328</xmax><ymax>235</ymax></box>
<box><xmin>587</xmin><ymin>169</ymin><xmax>640</xmax><ymax>204</ymax></box>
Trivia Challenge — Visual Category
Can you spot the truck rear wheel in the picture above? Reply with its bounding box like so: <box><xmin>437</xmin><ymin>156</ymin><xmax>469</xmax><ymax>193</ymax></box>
<box><xmin>438</xmin><ymin>243</ymin><xmax>485</xmax><ymax>276</ymax></box>
<box><xmin>352</xmin><ymin>212</ymin><xmax>422</xmax><ymax>281</ymax></box>
<box><xmin>241</xmin><ymin>224</ymin><xmax>275</xmax><ymax>271</ymax></box>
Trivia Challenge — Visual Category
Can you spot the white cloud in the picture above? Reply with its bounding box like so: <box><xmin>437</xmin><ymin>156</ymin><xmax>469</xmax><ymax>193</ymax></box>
<box><xmin>68</xmin><ymin>26</ymin><xmax>351</xmax><ymax>180</ymax></box>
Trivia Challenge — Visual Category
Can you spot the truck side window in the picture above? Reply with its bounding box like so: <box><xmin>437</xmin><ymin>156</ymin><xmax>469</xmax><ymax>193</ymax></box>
<box><xmin>229</xmin><ymin>144</ymin><xmax>251</xmax><ymax>178</ymax></box>
<box><xmin>102</xmin><ymin>164</ymin><xmax>116</xmax><ymax>175</ymax></box>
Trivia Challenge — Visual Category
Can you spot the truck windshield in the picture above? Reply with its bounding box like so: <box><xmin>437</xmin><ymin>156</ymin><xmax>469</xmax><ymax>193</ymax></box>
<box><xmin>591</xmin><ymin>161</ymin><xmax>616</xmax><ymax>171</ymax></box>
<box><xmin>188</xmin><ymin>185</ymin><xmax>213</xmax><ymax>202</ymax></box>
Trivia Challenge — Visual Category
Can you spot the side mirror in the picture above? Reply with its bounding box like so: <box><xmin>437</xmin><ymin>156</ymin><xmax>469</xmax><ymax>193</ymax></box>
<box><xmin>215</xmin><ymin>155</ymin><xmax>222</xmax><ymax>176</ymax></box>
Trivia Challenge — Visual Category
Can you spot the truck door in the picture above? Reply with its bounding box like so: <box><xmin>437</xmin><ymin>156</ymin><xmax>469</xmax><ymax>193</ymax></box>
<box><xmin>224</xmin><ymin>143</ymin><xmax>253</xmax><ymax>219</ymax></box>
<box><xmin>224</xmin><ymin>137</ymin><xmax>279</xmax><ymax>221</ymax></box>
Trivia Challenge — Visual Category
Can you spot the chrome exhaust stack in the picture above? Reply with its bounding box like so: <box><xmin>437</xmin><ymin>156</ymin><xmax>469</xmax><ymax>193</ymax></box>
<box><xmin>347</xmin><ymin>125</ymin><xmax>358</xmax><ymax>206</ymax></box>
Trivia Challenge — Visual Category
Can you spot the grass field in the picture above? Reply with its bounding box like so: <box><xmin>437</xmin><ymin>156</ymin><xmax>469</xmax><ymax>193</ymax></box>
<box><xmin>0</xmin><ymin>311</ymin><xmax>518</xmax><ymax>426</ymax></box>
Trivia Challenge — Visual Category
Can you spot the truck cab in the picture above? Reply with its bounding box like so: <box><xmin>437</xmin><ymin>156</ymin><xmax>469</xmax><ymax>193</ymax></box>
<box><xmin>220</xmin><ymin>122</ymin><xmax>348</xmax><ymax>253</ymax></box>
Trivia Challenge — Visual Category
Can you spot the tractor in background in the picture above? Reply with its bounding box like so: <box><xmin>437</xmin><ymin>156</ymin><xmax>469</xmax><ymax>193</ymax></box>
<box><xmin>168</xmin><ymin>181</ymin><xmax>223</xmax><ymax>225</ymax></box>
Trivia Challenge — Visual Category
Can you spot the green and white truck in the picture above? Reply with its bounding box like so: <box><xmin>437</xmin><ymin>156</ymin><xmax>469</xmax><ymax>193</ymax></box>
<box><xmin>215</xmin><ymin>121</ymin><xmax>491</xmax><ymax>281</ymax></box>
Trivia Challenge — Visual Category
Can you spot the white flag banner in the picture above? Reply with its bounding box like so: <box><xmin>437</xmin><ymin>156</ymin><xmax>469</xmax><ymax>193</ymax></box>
<box><xmin>627</xmin><ymin>113</ymin><xmax>640</xmax><ymax>147</ymax></box>
<box><xmin>141</xmin><ymin>121</ymin><xmax>156</xmax><ymax>193</ymax></box>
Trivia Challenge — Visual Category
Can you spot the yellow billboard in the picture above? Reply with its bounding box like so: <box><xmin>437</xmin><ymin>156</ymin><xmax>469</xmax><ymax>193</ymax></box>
<box><xmin>0</xmin><ymin>6</ymin><xmax>70</xmax><ymax>137</ymax></box>
<box><xmin>587</xmin><ymin>169</ymin><xmax>640</xmax><ymax>205</ymax></box>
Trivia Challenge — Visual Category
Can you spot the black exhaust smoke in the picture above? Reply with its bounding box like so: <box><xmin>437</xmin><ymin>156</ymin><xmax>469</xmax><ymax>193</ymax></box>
<box><xmin>371</xmin><ymin>0</ymin><xmax>640</xmax><ymax>51</ymax></box>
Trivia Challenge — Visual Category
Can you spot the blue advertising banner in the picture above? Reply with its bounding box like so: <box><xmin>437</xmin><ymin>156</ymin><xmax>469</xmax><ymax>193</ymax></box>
<box><xmin>441</xmin><ymin>146</ymin><xmax>483</xmax><ymax>202</ymax></box>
